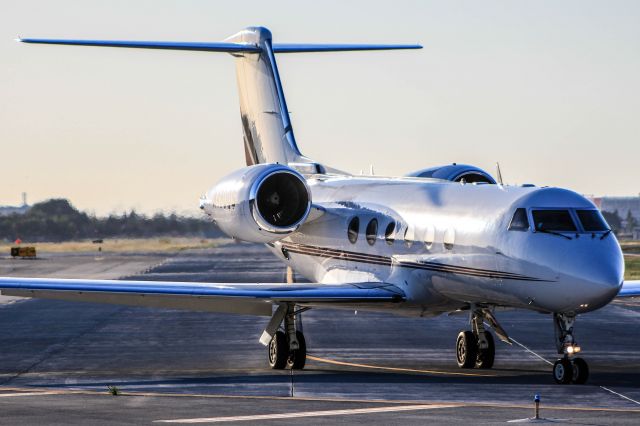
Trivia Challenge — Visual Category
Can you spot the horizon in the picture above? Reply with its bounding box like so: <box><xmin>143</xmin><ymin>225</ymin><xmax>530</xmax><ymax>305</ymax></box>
<box><xmin>2</xmin><ymin>1</ymin><xmax>639</xmax><ymax>215</ymax></box>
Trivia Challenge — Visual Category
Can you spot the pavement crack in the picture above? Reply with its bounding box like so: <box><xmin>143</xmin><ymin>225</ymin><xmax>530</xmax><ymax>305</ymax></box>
<box><xmin>0</xmin><ymin>306</ymin><xmax>127</xmax><ymax>386</ymax></box>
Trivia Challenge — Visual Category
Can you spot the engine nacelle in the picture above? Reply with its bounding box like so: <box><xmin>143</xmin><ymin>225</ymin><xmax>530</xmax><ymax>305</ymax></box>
<box><xmin>406</xmin><ymin>163</ymin><xmax>496</xmax><ymax>184</ymax></box>
<box><xmin>202</xmin><ymin>164</ymin><xmax>312</xmax><ymax>243</ymax></box>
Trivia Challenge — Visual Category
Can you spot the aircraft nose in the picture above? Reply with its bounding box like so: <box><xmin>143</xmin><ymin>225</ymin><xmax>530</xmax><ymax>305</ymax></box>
<box><xmin>566</xmin><ymin>245</ymin><xmax>624</xmax><ymax>311</ymax></box>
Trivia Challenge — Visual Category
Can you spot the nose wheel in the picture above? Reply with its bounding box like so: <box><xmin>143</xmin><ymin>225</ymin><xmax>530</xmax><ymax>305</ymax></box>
<box><xmin>553</xmin><ymin>357</ymin><xmax>589</xmax><ymax>384</ymax></box>
<box><xmin>552</xmin><ymin>313</ymin><xmax>589</xmax><ymax>384</ymax></box>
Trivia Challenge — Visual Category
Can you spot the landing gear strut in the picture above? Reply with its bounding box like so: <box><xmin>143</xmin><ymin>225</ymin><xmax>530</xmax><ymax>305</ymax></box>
<box><xmin>264</xmin><ymin>303</ymin><xmax>307</xmax><ymax>370</ymax></box>
<box><xmin>552</xmin><ymin>313</ymin><xmax>588</xmax><ymax>384</ymax></box>
<box><xmin>456</xmin><ymin>307</ymin><xmax>503</xmax><ymax>369</ymax></box>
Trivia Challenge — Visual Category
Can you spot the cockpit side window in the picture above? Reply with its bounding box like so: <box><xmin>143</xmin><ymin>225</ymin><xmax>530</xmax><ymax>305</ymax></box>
<box><xmin>508</xmin><ymin>208</ymin><xmax>529</xmax><ymax>231</ymax></box>
<box><xmin>532</xmin><ymin>210</ymin><xmax>577</xmax><ymax>232</ymax></box>
<box><xmin>576</xmin><ymin>210</ymin><xmax>609</xmax><ymax>232</ymax></box>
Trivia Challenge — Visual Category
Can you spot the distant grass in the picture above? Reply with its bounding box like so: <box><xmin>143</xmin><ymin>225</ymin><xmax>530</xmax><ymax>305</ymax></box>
<box><xmin>621</xmin><ymin>241</ymin><xmax>640</xmax><ymax>254</ymax></box>
<box><xmin>625</xmin><ymin>256</ymin><xmax>640</xmax><ymax>280</ymax></box>
<box><xmin>0</xmin><ymin>237</ymin><xmax>229</xmax><ymax>254</ymax></box>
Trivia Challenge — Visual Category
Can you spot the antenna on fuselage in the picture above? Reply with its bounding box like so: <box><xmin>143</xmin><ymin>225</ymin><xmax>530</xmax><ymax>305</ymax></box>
<box><xmin>496</xmin><ymin>162</ymin><xmax>504</xmax><ymax>185</ymax></box>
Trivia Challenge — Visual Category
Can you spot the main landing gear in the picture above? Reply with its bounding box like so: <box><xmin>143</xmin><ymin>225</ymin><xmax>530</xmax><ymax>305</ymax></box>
<box><xmin>456</xmin><ymin>307</ymin><xmax>510</xmax><ymax>370</ymax></box>
<box><xmin>261</xmin><ymin>303</ymin><xmax>307</xmax><ymax>370</ymax></box>
<box><xmin>552</xmin><ymin>313</ymin><xmax>588</xmax><ymax>384</ymax></box>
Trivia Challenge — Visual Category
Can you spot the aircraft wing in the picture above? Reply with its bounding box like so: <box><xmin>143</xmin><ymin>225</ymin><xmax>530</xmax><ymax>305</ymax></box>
<box><xmin>0</xmin><ymin>277</ymin><xmax>404</xmax><ymax>316</ymax></box>
<box><xmin>618</xmin><ymin>280</ymin><xmax>640</xmax><ymax>298</ymax></box>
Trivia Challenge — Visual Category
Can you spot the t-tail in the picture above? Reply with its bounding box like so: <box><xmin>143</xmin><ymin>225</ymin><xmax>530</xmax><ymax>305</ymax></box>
<box><xmin>19</xmin><ymin>27</ymin><xmax>421</xmax><ymax>171</ymax></box>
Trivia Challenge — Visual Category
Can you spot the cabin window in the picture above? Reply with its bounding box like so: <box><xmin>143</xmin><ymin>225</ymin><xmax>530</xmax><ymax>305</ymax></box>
<box><xmin>384</xmin><ymin>222</ymin><xmax>395</xmax><ymax>245</ymax></box>
<box><xmin>444</xmin><ymin>228</ymin><xmax>455</xmax><ymax>250</ymax></box>
<box><xmin>347</xmin><ymin>217</ymin><xmax>359</xmax><ymax>244</ymax></box>
<box><xmin>576</xmin><ymin>210</ymin><xmax>609</xmax><ymax>232</ymax></box>
<box><xmin>424</xmin><ymin>225</ymin><xmax>435</xmax><ymax>249</ymax></box>
<box><xmin>404</xmin><ymin>226</ymin><xmax>414</xmax><ymax>248</ymax></box>
<box><xmin>508</xmin><ymin>208</ymin><xmax>530</xmax><ymax>231</ymax></box>
<box><xmin>532</xmin><ymin>210</ymin><xmax>577</xmax><ymax>232</ymax></box>
<box><xmin>366</xmin><ymin>218</ymin><xmax>378</xmax><ymax>246</ymax></box>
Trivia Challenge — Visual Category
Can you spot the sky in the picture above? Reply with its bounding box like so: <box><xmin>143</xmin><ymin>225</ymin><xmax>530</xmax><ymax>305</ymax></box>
<box><xmin>1</xmin><ymin>0</ymin><xmax>639</xmax><ymax>215</ymax></box>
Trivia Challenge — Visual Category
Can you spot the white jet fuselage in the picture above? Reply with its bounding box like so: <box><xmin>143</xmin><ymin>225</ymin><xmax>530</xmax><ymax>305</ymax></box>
<box><xmin>263</xmin><ymin>175</ymin><xmax>624</xmax><ymax>317</ymax></box>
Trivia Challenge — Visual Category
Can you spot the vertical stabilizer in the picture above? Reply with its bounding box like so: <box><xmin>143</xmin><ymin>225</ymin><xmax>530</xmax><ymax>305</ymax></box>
<box><xmin>19</xmin><ymin>28</ymin><xmax>421</xmax><ymax>171</ymax></box>
<box><xmin>225</xmin><ymin>27</ymin><xmax>304</xmax><ymax>166</ymax></box>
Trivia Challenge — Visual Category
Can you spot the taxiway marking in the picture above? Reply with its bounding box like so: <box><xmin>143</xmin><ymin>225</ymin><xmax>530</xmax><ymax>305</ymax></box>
<box><xmin>510</xmin><ymin>336</ymin><xmax>640</xmax><ymax>407</ymax></box>
<box><xmin>509</xmin><ymin>337</ymin><xmax>553</xmax><ymax>366</ymax></box>
<box><xmin>154</xmin><ymin>404</ymin><xmax>455</xmax><ymax>423</ymax></box>
<box><xmin>306</xmin><ymin>354</ymin><xmax>495</xmax><ymax>377</ymax></box>
<box><xmin>0</xmin><ymin>391</ymin><xmax>56</xmax><ymax>398</ymax></box>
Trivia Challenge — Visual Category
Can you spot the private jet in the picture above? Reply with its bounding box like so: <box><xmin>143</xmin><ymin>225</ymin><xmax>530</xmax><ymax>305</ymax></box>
<box><xmin>2</xmin><ymin>27</ymin><xmax>638</xmax><ymax>385</ymax></box>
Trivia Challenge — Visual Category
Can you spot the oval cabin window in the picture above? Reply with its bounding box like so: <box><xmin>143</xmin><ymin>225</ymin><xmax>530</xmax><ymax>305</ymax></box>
<box><xmin>424</xmin><ymin>225</ymin><xmax>435</xmax><ymax>250</ymax></box>
<box><xmin>366</xmin><ymin>218</ymin><xmax>378</xmax><ymax>246</ymax></box>
<box><xmin>348</xmin><ymin>217</ymin><xmax>359</xmax><ymax>244</ymax></box>
<box><xmin>444</xmin><ymin>228</ymin><xmax>455</xmax><ymax>250</ymax></box>
<box><xmin>404</xmin><ymin>226</ymin><xmax>414</xmax><ymax>248</ymax></box>
<box><xmin>384</xmin><ymin>222</ymin><xmax>395</xmax><ymax>245</ymax></box>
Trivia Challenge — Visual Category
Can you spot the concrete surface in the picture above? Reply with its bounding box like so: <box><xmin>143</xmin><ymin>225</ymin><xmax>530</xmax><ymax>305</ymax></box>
<box><xmin>0</xmin><ymin>243</ymin><xmax>639</xmax><ymax>424</ymax></box>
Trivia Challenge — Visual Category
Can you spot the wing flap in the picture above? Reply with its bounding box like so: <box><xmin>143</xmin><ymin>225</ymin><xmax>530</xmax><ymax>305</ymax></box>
<box><xmin>0</xmin><ymin>277</ymin><xmax>404</xmax><ymax>316</ymax></box>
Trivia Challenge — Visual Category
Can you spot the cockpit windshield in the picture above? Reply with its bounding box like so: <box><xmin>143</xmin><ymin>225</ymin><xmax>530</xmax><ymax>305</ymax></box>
<box><xmin>532</xmin><ymin>210</ymin><xmax>577</xmax><ymax>232</ymax></box>
<box><xmin>576</xmin><ymin>210</ymin><xmax>609</xmax><ymax>232</ymax></box>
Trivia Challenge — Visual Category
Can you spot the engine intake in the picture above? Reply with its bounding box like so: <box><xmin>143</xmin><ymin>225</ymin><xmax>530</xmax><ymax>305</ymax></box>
<box><xmin>253</xmin><ymin>169</ymin><xmax>310</xmax><ymax>231</ymax></box>
<box><xmin>203</xmin><ymin>164</ymin><xmax>312</xmax><ymax>243</ymax></box>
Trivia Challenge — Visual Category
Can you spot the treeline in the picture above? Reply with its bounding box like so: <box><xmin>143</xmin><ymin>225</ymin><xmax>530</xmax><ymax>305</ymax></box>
<box><xmin>0</xmin><ymin>199</ymin><xmax>221</xmax><ymax>242</ymax></box>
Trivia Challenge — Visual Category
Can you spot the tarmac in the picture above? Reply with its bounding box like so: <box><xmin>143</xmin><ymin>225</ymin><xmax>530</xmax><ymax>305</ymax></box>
<box><xmin>0</xmin><ymin>242</ymin><xmax>639</xmax><ymax>425</ymax></box>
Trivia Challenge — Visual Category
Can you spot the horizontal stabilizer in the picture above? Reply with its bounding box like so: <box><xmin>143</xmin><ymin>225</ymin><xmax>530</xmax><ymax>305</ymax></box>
<box><xmin>18</xmin><ymin>38</ymin><xmax>261</xmax><ymax>53</ymax></box>
<box><xmin>272</xmin><ymin>43</ymin><xmax>422</xmax><ymax>53</ymax></box>
<box><xmin>18</xmin><ymin>39</ymin><xmax>422</xmax><ymax>55</ymax></box>
<box><xmin>0</xmin><ymin>277</ymin><xmax>405</xmax><ymax>316</ymax></box>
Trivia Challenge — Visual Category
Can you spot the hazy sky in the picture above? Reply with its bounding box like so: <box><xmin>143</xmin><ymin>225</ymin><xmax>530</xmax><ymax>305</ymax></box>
<box><xmin>2</xmin><ymin>0</ymin><xmax>639</xmax><ymax>215</ymax></box>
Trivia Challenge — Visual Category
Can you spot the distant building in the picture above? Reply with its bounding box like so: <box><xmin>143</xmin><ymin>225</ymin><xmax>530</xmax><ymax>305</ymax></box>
<box><xmin>0</xmin><ymin>192</ymin><xmax>30</xmax><ymax>217</ymax></box>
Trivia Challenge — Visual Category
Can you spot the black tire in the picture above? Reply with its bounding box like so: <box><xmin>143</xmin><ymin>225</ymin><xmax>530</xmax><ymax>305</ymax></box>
<box><xmin>268</xmin><ymin>331</ymin><xmax>288</xmax><ymax>369</ymax></box>
<box><xmin>288</xmin><ymin>331</ymin><xmax>307</xmax><ymax>370</ymax></box>
<box><xmin>553</xmin><ymin>358</ymin><xmax>573</xmax><ymax>384</ymax></box>
<box><xmin>456</xmin><ymin>331</ymin><xmax>478</xmax><ymax>369</ymax></box>
<box><xmin>475</xmin><ymin>331</ymin><xmax>495</xmax><ymax>369</ymax></box>
<box><xmin>571</xmin><ymin>357</ymin><xmax>589</xmax><ymax>384</ymax></box>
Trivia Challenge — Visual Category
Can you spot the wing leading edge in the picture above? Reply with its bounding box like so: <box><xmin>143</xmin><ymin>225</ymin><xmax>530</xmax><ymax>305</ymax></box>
<box><xmin>618</xmin><ymin>280</ymin><xmax>640</xmax><ymax>298</ymax></box>
<box><xmin>0</xmin><ymin>277</ymin><xmax>405</xmax><ymax>316</ymax></box>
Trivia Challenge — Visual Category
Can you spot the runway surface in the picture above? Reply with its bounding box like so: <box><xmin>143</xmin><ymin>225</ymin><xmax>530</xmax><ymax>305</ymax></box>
<box><xmin>0</xmin><ymin>243</ymin><xmax>639</xmax><ymax>424</ymax></box>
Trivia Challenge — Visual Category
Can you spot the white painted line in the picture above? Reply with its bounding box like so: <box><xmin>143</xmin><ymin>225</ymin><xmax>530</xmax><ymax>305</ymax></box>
<box><xmin>510</xmin><ymin>336</ymin><xmax>640</xmax><ymax>407</ymax></box>
<box><xmin>509</xmin><ymin>337</ymin><xmax>553</xmax><ymax>366</ymax></box>
<box><xmin>0</xmin><ymin>391</ymin><xmax>56</xmax><ymax>398</ymax></box>
<box><xmin>600</xmin><ymin>387</ymin><xmax>640</xmax><ymax>406</ymax></box>
<box><xmin>154</xmin><ymin>404</ymin><xmax>454</xmax><ymax>423</ymax></box>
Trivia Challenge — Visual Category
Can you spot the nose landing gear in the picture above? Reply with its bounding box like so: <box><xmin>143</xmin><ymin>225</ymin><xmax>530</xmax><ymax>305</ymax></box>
<box><xmin>552</xmin><ymin>313</ymin><xmax>589</xmax><ymax>384</ymax></box>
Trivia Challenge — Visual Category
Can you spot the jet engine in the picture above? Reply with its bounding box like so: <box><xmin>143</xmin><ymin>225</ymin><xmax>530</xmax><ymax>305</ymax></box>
<box><xmin>202</xmin><ymin>164</ymin><xmax>312</xmax><ymax>243</ymax></box>
<box><xmin>406</xmin><ymin>163</ymin><xmax>496</xmax><ymax>184</ymax></box>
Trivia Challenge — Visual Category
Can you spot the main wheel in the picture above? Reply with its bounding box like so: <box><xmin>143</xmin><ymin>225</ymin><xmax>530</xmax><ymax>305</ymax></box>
<box><xmin>571</xmin><ymin>357</ymin><xmax>589</xmax><ymax>384</ymax></box>
<box><xmin>475</xmin><ymin>331</ymin><xmax>495</xmax><ymax>369</ymax></box>
<box><xmin>553</xmin><ymin>358</ymin><xmax>573</xmax><ymax>384</ymax></box>
<box><xmin>288</xmin><ymin>331</ymin><xmax>307</xmax><ymax>370</ymax></box>
<box><xmin>268</xmin><ymin>331</ymin><xmax>288</xmax><ymax>369</ymax></box>
<box><xmin>456</xmin><ymin>331</ymin><xmax>478</xmax><ymax>368</ymax></box>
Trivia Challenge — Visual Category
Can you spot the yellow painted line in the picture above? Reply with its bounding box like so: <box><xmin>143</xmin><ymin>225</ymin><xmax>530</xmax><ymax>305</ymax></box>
<box><xmin>2</xmin><ymin>387</ymin><xmax>639</xmax><ymax>414</ymax></box>
<box><xmin>154</xmin><ymin>404</ymin><xmax>455</xmax><ymax>423</ymax></box>
<box><xmin>306</xmin><ymin>354</ymin><xmax>496</xmax><ymax>377</ymax></box>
